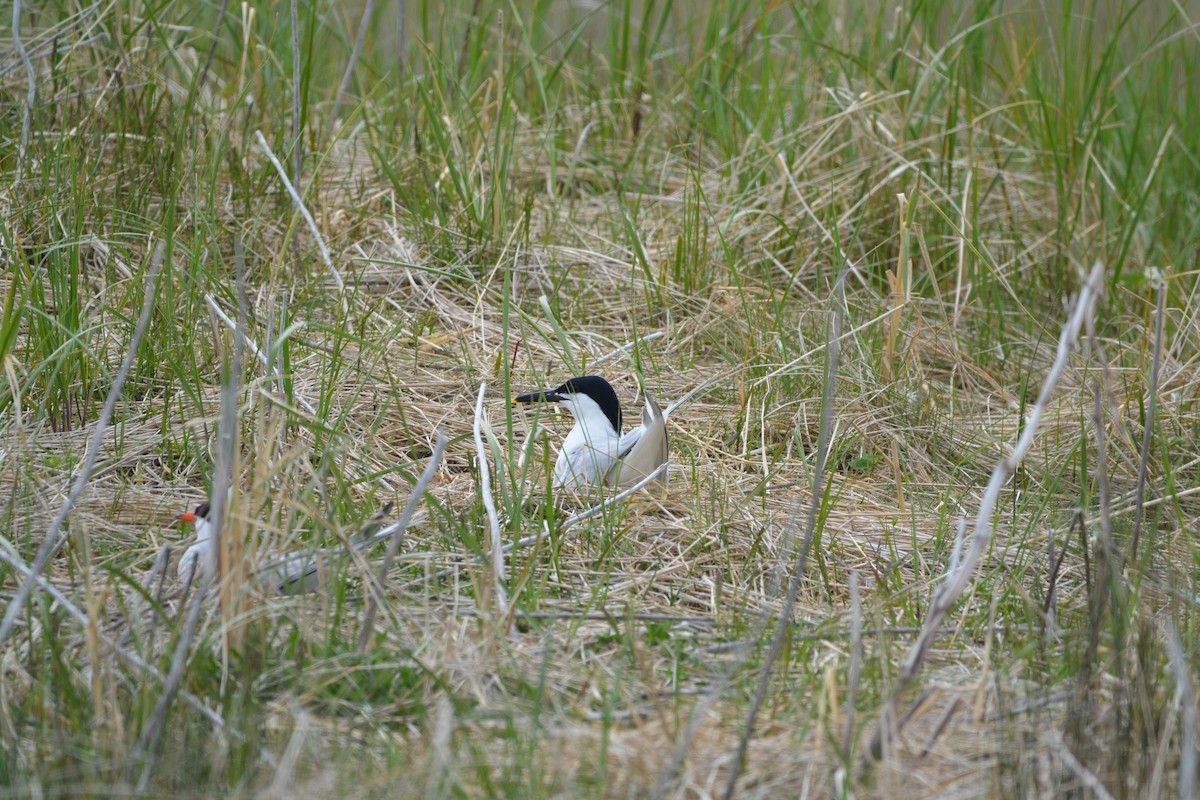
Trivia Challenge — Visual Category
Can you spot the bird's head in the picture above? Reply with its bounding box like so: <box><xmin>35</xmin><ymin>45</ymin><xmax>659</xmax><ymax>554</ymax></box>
<box><xmin>176</xmin><ymin>502</ymin><xmax>211</xmax><ymax>526</ymax></box>
<box><xmin>514</xmin><ymin>375</ymin><xmax>622</xmax><ymax>434</ymax></box>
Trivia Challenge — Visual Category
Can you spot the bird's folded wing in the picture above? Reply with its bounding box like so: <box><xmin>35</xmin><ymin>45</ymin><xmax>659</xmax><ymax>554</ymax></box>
<box><xmin>256</xmin><ymin>510</ymin><xmax>428</xmax><ymax>593</ymax></box>
<box><xmin>611</xmin><ymin>393</ymin><xmax>669</xmax><ymax>487</ymax></box>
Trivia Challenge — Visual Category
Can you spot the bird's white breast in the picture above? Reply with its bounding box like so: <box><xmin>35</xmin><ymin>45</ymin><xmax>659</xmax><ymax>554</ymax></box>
<box><xmin>178</xmin><ymin>519</ymin><xmax>218</xmax><ymax>585</ymax></box>
<box><xmin>552</xmin><ymin>395</ymin><xmax>622</xmax><ymax>490</ymax></box>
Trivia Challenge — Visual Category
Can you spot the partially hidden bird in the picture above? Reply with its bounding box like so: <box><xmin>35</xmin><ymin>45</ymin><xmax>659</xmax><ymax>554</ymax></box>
<box><xmin>176</xmin><ymin>502</ymin><xmax>216</xmax><ymax>585</ymax></box>
<box><xmin>175</xmin><ymin>501</ymin><xmax>417</xmax><ymax>592</ymax></box>
<box><xmin>513</xmin><ymin>375</ymin><xmax>669</xmax><ymax>491</ymax></box>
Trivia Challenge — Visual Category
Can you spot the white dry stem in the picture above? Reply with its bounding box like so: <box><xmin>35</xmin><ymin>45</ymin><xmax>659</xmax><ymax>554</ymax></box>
<box><xmin>0</xmin><ymin>243</ymin><xmax>165</xmax><ymax>649</ymax></box>
<box><xmin>205</xmin><ymin>293</ymin><xmax>267</xmax><ymax>365</ymax></box>
<box><xmin>399</xmin><ymin>460</ymin><xmax>669</xmax><ymax>596</ymax></box>
<box><xmin>1166</xmin><ymin>619</ymin><xmax>1198</xmax><ymax>800</ymax></box>
<box><xmin>254</xmin><ymin>129</ymin><xmax>345</xmax><ymax>293</ymax></box>
<box><xmin>1047</xmin><ymin>730</ymin><xmax>1115</xmax><ymax>800</ymax></box>
<box><xmin>474</xmin><ymin>384</ymin><xmax>508</xmax><ymax>613</ymax></box>
<box><xmin>896</xmin><ymin>263</ymin><xmax>1103</xmax><ymax>686</ymax></box>
<box><xmin>946</xmin><ymin>519</ymin><xmax>967</xmax><ymax>579</ymax></box>
<box><xmin>357</xmin><ymin>432</ymin><xmax>448</xmax><ymax>652</ymax></box>
<box><xmin>953</xmin><ymin>170</ymin><xmax>972</xmax><ymax>321</ymax></box>
<box><xmin>204</xmin><ymin>293</ymin><xmax>317</xmax><ymax>415</ymax></box>
<box><xmin>12</xmin><ymin>0</ymin><xmax>34</xmax><ymax>182</ymax></box>
<box><xmin>329</xmin><ymin>0</ymin><xmax>380</xmax><ymax>131</ymax></box>
<box><xmin>1130</xmin><ymin>274</ymin><xmax>1166</xmax><ymax>557</ymax></box>
<box><xmin>0</xmin><ymin>545</ymin><xmax>227</xmax><ymax>733</ymax></box>
<box><xmin>290</xmin><ymin>0</ymin><xmax>302</xmax><ymax>192</ymax></box>
<box><xmin>264</xmin><ymin>706</ymin><xmax>311</xmax><ymax>799</ymax></box>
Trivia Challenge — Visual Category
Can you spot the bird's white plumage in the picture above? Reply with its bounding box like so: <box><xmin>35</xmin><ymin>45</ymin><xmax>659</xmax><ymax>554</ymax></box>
<box><xmin>177</xmin><ymin>505</ymin><xmax>426</xmax><ymax>593</ymax></box>
<box><xmin>551</xmin><ymin>393</ymin><xmax>623</xmax><ymax>490</ymax></box>
<box><xmin>516</xmin><ymin>375</ymin><xmax>670</xmax><ymax>493</ymax></box>
<box><xmin>177</xmin><ymin>517</ymin><xmax>217</xmax><ymax>585</ymax></box>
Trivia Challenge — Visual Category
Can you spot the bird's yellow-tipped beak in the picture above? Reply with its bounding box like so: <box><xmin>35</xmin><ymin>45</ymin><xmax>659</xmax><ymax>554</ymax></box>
<box><xmin>514</xmin><ymin>389</ymin><xmax>564</xmax><ymax>405</ymax></box>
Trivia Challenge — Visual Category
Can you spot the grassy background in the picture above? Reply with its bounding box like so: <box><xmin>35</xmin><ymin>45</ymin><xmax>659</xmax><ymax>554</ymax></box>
<box><xmin>1</xmin><ymin>0</ymin><xmax>1198</xmax><ymax>796</ymax></box>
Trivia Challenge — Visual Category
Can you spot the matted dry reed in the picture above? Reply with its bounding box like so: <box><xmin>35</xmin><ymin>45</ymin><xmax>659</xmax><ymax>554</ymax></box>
<box><xmin>1</xmin><ymin>3</ymin><xmax>1198</xmax><ymax>798</ymax></box>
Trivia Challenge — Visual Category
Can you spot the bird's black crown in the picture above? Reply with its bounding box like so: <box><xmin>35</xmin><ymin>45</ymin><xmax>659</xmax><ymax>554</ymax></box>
<box><xmin>553</xmin><ymin>375</ymin><xmax>622</xmax><ymax>433</ymax></box>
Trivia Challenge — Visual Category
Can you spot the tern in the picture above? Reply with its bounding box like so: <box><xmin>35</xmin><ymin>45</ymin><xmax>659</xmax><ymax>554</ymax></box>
<box><xmin>514</xmin><ymin>375</ymin><xmax>669</xmax><ymax>491</ymax></box>
<box><xmin>175</xmin><ymin>501</ymin><xmax>418</xmax><ymax>593</ymax></box>
<box><xmin>176</xmin><ymin>502</ymin><xmax>217</xmax><ymax>586</ymax></box>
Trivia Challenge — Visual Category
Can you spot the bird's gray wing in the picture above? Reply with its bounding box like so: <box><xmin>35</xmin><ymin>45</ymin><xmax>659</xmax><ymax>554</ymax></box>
<box><xmin>611</xmin><ymin>393</ymin><xmax>669</xmax><ymax>487</ymax></box>
<box><xmin>258</xmin><ymin>508</ymin><xmax>426</xmax><ymax>594</ymax></box>
<box><xmin>617</xmin><ymin>425</ymin><xmax>645</xmax><ymax>458</ymax></box>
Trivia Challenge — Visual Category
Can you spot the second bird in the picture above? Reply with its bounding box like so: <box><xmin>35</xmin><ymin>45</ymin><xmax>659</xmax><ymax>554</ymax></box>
<box><xmin>514</xmin><ymin>375</ymin><xmax>668</xmax><ymax>491</ymax></box>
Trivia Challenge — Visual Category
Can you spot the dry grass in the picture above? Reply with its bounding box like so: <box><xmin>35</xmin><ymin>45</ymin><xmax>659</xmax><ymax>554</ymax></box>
<box><xmin>2</xmin><ymin>1</ymin><xmax>1199</xmax><ymax>797</ymax></box>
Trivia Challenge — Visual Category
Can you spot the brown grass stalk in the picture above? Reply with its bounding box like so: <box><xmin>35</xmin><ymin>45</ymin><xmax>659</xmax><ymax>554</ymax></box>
<box><xmin>1130</xmin><ymin>273</ymin><xmax>1166</xmax><ymax>559</ymax></box>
